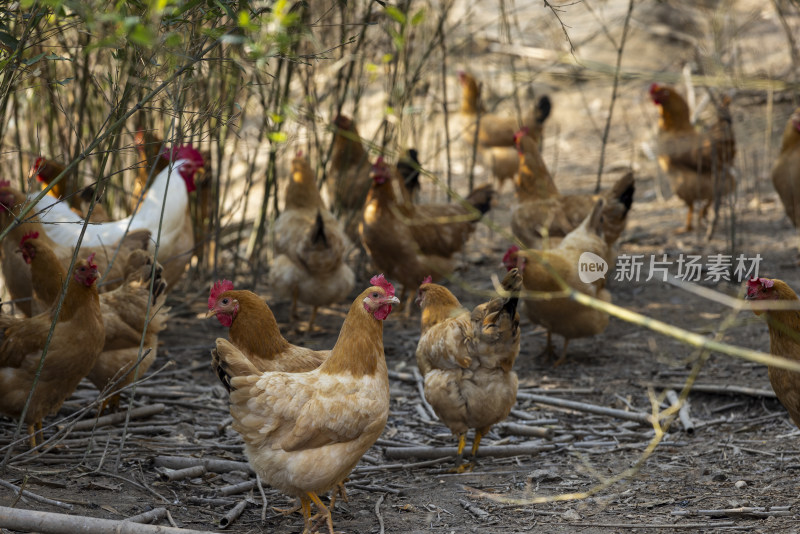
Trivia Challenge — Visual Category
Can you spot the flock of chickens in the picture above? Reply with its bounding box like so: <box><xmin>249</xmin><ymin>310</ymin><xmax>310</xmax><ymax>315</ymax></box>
<box><xmin>1</xmin><ymin>69</ymin><xmax>800</xmax><ymax>534</ymax></box>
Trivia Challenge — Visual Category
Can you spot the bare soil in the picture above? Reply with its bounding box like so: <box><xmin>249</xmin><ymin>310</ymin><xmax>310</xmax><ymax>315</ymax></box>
<box><xmin>4</xmin><ymin>0</ymin><xmax>800</xmax><ymax>533</ymax></box>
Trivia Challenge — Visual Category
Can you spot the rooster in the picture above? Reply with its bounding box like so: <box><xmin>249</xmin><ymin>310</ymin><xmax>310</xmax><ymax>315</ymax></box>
<box><xmin>268</xmin><ymin>152</ymin><xmax>354</xmax><ymax>331</ymax></box>
<box><xmin>0</xmin><ymin>253</ymin><xmax>104</xmax><ymax>447</ymax></box>
<box><xmin>27</xmin><ymin>145</ymin><xmax>204</xmax><ymax>287</ymax></box>
<box><xmin>503</xmin><ymin>200</ymin><xmax>611</xmax><ymax>366</ymax></box>
<box><xmin>650</xmin><ymin>83</ymin><xmax>736</xmax><ymax>234</ymax></box>
<box><xmin>0</xmin><ymin>182</ymin><xmax>150</xmax><ymax>316</ymax></box>
<box><xmin>745</xmin><ymin>278</ymin><xmax>800</xmax><ymax>429</ymax></box>
<box><xmin>511</xmin><ymin>130</ymin><xmax>635</xmax><ymax>251</ymax></box>
<box><xmin>416</xmin><ymin>268</ymin><xmax>522</xmax><ymax>469</ymax></box>
<box><xmin>360</xmin><ymin>157</ymin><xmax>494</xmax><ymax>309</ymax></box>
<box><xmin>211</xmin><ymin>274</ymin><xmax>398</xmax><ymax>534</ymax></box>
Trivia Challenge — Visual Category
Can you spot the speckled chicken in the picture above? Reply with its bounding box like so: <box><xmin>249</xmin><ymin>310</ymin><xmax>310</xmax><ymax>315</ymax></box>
<box><xmin>415</xmin><ymin>268</ymin><xmax>522</xmax><ymax>468</ymax></box>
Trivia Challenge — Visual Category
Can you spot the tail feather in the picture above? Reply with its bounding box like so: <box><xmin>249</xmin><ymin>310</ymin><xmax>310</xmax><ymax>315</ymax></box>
<box><xmin>310</xmin><ymin>210</ymin><xmax>328</xmax><ymax>247</ymax></box>
<box><xmin>397</xmin><ymin>149</ymin><xmax>421</xmax><ymax>195</ymax></box>
<box><xmin>536</xmin><ymin>95</ymin><xmax>552</xmax><ymax>125</ymax></box>
<box><xmin>607</xmin><ymin>171</ymin><xmax>635</xmax><ymax>215</ymax></box>
<box><xmin>601</xmin><ymin>172</ymin><xmax>635</xmax><ymax>246</ymax></box>
<box><xmin>466</xmin><ymin>184</ymin><xmax>495</xmax><ymax>215</ymax></box>
<box><xmin>211</xmin><ymin>338</ymin><xmax>260</xmax><ymax>393</ymax></box>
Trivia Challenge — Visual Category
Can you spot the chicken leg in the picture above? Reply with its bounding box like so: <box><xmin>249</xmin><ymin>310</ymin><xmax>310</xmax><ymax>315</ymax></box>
<box><xmin>307</xmin><ymin>306</ymin><xmax>319</xmax><ymax>332</ymax></box>
<box><xmin>676</xmin><ymin>203</ymin><xmax>694</xmax><ymax>234</ymax></box>
<box><xmin>471</xmin><ymin>429</ymin><xmax>486</xmax><ymax>457</ymax></box>
<box><xmin>307</xmin><ymin>491</ymin><xmax>335</xmax><ymax>534</ymax></box>
<box><xmin>553</xmin><ymin>339</ymin><xmax>570</xmax><ymax>367</ymax></box>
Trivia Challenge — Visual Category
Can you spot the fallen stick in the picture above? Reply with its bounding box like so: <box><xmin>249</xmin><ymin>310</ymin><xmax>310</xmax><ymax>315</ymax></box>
<box><xmin>656</xmin><ymin>383</ymin><xmax>776</xmax><ymax>399</ymax></box>
<box><xmin>517</xmin><ymin>393</ymin><xmax>654</xmax><ymax>426</ymax></box>
<box><xmin>67</xmin><ymin>404</ymin><xmax>166</xmax><ymax>432</ymax></box>
<box><xmin>375</xmin><ymin>493</ymin><xmax>385</xmax><ymax>534</ymax></box>
<box><xmin>217</xmin><ymin>480</ymin><xmax>256</xmax><ymax>497</ymax></box>
<box><xmin>384</xmin><ymin>443</ymin><xmax>558</xmax><ymax>460</ymax></box>
<box><xmin>0</xmin><ymin>479</ymin><xmax>72</xmax><ymax>510</ymax></box>
<box><xmin>497</xmin><ymin>422</ymin><xmax>554</xmax><ymax>440</ymax></box>
<box><xmin>159</xmin><ymin>465</ymin><xmax>206</xmax><ymax>482</ymax></box>
<box><xmin>413</xmin><ymin>368</ymin><xmax>438</xmax><ymax>421</ymax></box>
<box><xmin>665</xmin><ymin>390</ymin><xmax>695</xmax><ymax>435</ymax></box>
<box><xmin>153</xmin><ymin>456</ymin><xmax>253</xmax><ymax>474</ymax></box>
<box><xmin>0</xmin><ymin>506</ymin><xmax>221</xmax><ymax>533</ymax></box>
<box><xmin>219</xmin><ymin>500</ymin><xmax>247</xmax><ymax>529</ymax></box>
<box><xmin>460</xmin><ymin>499</ymin><xmax>490</xmax><ymax>520</ymax></box>
<box><xmin>671</xmin><ymin>506</ymin><xmax>792</xmax><ymax>518</ymax></box>
<box><xmin>571</xmin><ymin>521</ymin><xmax>736</xmax><ymax>529</ymax></box>
<box><xmin>125</xmin><ymin>508</ymin><xmax>167</xmax><ymax>524</ymax></box>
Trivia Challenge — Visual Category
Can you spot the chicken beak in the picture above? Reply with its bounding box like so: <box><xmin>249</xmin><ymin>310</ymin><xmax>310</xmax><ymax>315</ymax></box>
<box><xmin>386</xmin><ymin>296</ymin><xmax>401</xmax><ymax>306</ymax></box>
<box><xmin>205</xmin><ymin>308</ymin><xmax>218</xmax><ymax>319</ymax></box>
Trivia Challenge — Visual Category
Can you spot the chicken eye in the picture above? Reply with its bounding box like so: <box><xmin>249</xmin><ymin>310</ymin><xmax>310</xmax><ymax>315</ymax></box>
<box><xmin>371</xmin><ymin>292</ymin><xmax>379</xmax><ymax>298</ymax></box>
<box><xmin>221</xmin><ymin>298</ymin><xmax>229</xmax><ymax>305</ymax></box>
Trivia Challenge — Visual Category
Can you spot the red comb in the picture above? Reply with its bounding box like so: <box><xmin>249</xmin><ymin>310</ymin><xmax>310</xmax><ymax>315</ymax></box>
<box><xmin>209</xmin><ymin>279</ymin><xmax>234</xmax><ymax>309</ymax></box>
<box><xmin>649</xmin><ymin>83</ymin><xmax>659</xmax><ymax>95</ymax></box>
<box><xmin>370</xmin><ymin>274</ymin><xmax>395</xmax><ymax>297</ymax></box>
<box><xmin>162</xmin><ymin>144</ymin><xmax>205</xmax><ymax>167</ymax></box>
<box><xmin>86</xmin><ymin>252</ymin><xmax>97</xmax><ymax>270</ymax></box>
<box><xmin>0</xmin><ymin>180</ymin><xmax>10</xmax><ymax>188</ymax></box>
<box><xmin>503</xmin><ymin>245</ymin><xmax>520</xmax><ymax>262</ymax></box>
<box><xmin>502</xmin><ymin>245</ymin><xmax>521</xmax><ymax>271</ymax></box>
<box><xmin>19</xmin><ymin>231</ymin><xmax>39</xmax><ymax>247</ymax></box>
<box><xmin>296</xmin><ymin>149</ymin><xmax>303</xmax><ymax>158</ymax></box>
<box><xmin>421</xmin><ymin>275</ymin><xmax>432</xmax><ymax>285</ymax></box>
<box><xmin>748</xmin><ymin>277</ymin><xmax>773</xmax><ymax>289</ymax></box>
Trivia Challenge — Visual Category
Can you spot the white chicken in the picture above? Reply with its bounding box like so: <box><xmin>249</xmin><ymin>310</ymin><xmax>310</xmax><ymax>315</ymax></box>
<box><xmin>28</xmin><ymin>145</ymin><xmax>204</xmax><ymax>287</ymax></box>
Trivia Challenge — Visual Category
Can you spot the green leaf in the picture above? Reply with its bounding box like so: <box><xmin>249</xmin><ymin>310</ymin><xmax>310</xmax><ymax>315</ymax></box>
<box><xmin>45</xmin><ymin>53</ymin><xmax>72</xmax><ymax>61</ymax></box>
<box><xmin>23</xmin><ymin>52</ymin><xmax>45</xmax><ymax>66</ymax></box>
<box><xmin>411</xmin><ymin>8</ymin><xmax>425</xmax><ymax>26</ymax></box>
<box><xmin>128</xmin><ymin>24</ymin><xmax>154</xmax><ymax>46</ymax></box>
<box><xmin>0</xmin><ymin>30</ymin><xmax>18</xmax><ymax>51</ymax></box>
<box><xmin>268</xmin><ymin>131</ymin><xmax>287</xmax><ymax>143</ymax></box>
<box><xmin>385</xmin><ymin>5</ymin><xmax>406</xmax><ymax>24</ymax></box>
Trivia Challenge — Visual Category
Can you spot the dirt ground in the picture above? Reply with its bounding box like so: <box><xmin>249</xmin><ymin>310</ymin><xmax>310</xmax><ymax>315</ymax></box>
<box><xmin>3</xmin><ymin>0</ymin><xmax>800</xmax><ymax>532</ymax></box>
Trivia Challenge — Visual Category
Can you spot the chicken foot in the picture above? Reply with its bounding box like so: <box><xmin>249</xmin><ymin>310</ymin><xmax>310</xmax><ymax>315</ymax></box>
<box><xmin>328</xmin><ymin>481</ymin><xmax>348</xmax><ymax>511</ymax></box>
<box><xmin>275</xmin><ymin>481</ymin><xmax>348</xmax><ymax>519</ymax></box>
<box><xmin>448</xmin><ymin>434</ymin><xmax>475</xmax><ymax>473</ymax></box>
<box><xmin>307</xmin><ymin>491</ymin><xmax>335</xmax><ymax>534</ymax></box>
